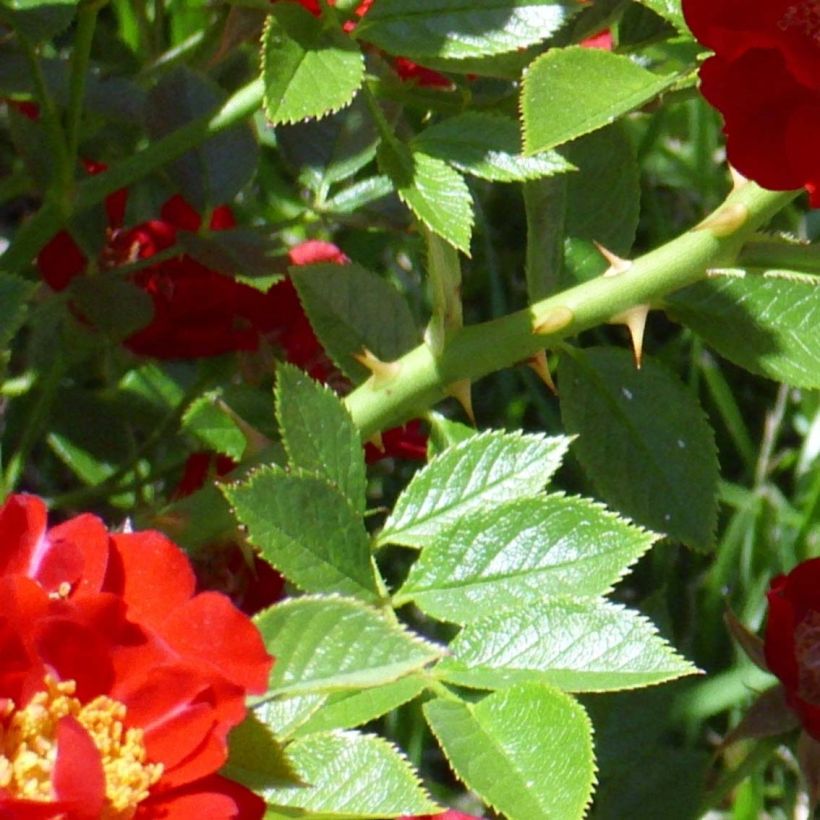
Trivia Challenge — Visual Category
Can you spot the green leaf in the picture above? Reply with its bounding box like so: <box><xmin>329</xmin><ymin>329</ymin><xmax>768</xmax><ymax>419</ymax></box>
<box><xmin>667</xmin><ymin>270</ymin><xmax>820</xmax><ymax>389</ymax></box>
<box><xmin>256</xmin><ymin>596</ymin><xmax>443</xmax><ymax>695</ymax></box>
<box><xmin>222</xmin><ymin>714</ymin><xmax>302</xmax><ymax>790</ymax></box>
<box><xmin>182</xmin><ymin>392</ymin><xmax>247</xmax><ymax>461</ymax></box>
<box><xmin>562</xmin><ymin>123</ymin><xmax>640</xmax><ymax>285</ymax></box>
<box><xmin>262</xmin><ymin>5</ymin><xmax>365</xmax><ymax>125</ymax></box>
<box><xmin>277</xmin><ymin>94</ymin><xmax>379</xmax><ymax>189</ymax></box>
<box><xmin>276</xmin><ymin>364</ymin><xmax>366</xmax><ymax>514</ymax></box>
<box><xmin>144</xmin><ymin>66</ymin><xmax>258</xmax><ymax>210</ymax></box>
<box><xmin>378</xmin><ymin>431</ymin><xmax>570</xmax><ymax>549</ymax></box>
<box><xmin>355</xmin><ymin>0</ymin><xmax>580</xmax><ymax>60</ymax></box>
<box><xmin>295</xmin><ymin>676</ymin><xmax>427</xmax><ymax>735</ymax></box>
<box><xmin>0</xmin><ymin>0</ymin><xmax>76</xmax><ymax>42</ymax></box>
<box><xmin>424</xmin><ymin>683</ymin><xmax>595</xmax><ymax>820</ymax></box>
<box><xmin>558</xmin><ymin>347</ymin><xmax>719</xmax><ymax>551</ymax></box>
<box><xmin>522</xmin><ymin>46</ymin><xmax>677</xmax><ymax>153</ymax></box>
<box><xmin>0</xmin><ymin>274</ymin><xmax>34</xmax><ymax>349</ymax></box>
<box><xmin>255</xmin><ymin>694</ymin><xmax>327</xmax><ymax>739</ymax></box>
<box><xmin>396</xmin><ymin>495</ymin><xmax>656</xmax><ymax>623</ymax></box>
<box><xmin>634</xmin><ymin>0</ymin><xmax>686</xmax><ymax>31</ymax></box>
<box><xmin>414</xmin><ymin>113</ymin><xmax>574</xmax><ymax>183</ymax></box>
<box><xmin>263</xmin><ymin>731</ymin><xmax>440</xmax><ymax>817</ymax></box>
<box><xmin>178</xmin><ymin>229</ymin><xmax>285</xmax><ymax>292</ymax></box>
<box><xmin>69</xmin><ymin>276</ymin><xmax>154</xmax><ymax>341</ymax></box>
<box><xmin>377</xmin><ymin>140</ymin><xmax>473</xmax><ymax>254</ymax></box>
<box><xmin>292</xmin><ymin>261</ymin><xmax>418</xmax><ymax>382</ymax></box>
<box><xmin>224</xmin><ymin>467</ymin><xmax>379</xmax><ymax>600</ymax></box>
<box><xmin>438</xmin><ymin>598</ymin><xmax>698</xmax><ymax>691</ymax></box>
<box><xmin>426</xmin><ymin>412</ymin><xmax>476</xmax><ymax>458</ymax></box>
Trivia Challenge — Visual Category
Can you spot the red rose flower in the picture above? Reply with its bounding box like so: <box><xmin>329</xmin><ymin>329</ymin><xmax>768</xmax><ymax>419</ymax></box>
<box><xmin>401</xmin><ymin>812</ymin><xmax>482</xmax><ymax>820</ymax></box>
<box><xmin>0</xmin><ymin>493</ymin><xmax>271</xmax><ymax>817</ymax></box>
<box><xmin>765</xmin><ymin>558</ymin><xmax>820</xmax><ymax>739</ymax></box>
<box><xmin>683</xmin><ymin>0</ymin><xmax>820</xmax><ymax>204</ymax></box>
<box><xmin>365</xmin><ymin>419</ymin><xmax>428</xmax><ymax>463</ymax></box>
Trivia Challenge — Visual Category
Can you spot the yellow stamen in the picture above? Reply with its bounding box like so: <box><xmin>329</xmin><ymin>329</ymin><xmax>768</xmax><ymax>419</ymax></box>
<box><xmin>0</xmin><ymin>676</ymin><xmax>163</xmax><ymax>818</ymax></box>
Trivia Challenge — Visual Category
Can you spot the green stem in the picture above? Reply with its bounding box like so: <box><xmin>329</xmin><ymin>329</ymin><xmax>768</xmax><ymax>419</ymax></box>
<box><xmin>698</xmin><ymin>736</ymin><xmax>781</xmax><ymax>814</ymax></box>
<box><xmin>66</xmin><ymin>0</ymin><xmax>104</xmax><ymax>164</ymax></box>
<box><xmin>423</xmin><ymin>226</ymin><xmax>463</xmax><ymax>357</ymax></box>
<box><xmin>0</xmin><ymin>76</ymin><xmax>264</xmax><ymax>275</ymax></box>
<box><xmin>2</xmin><ymin>354</ymin><xmax>65</xmax><ymax>495</ymax></box>
<box><xmin>344</xmin><ymin>184</ymin><xmax>800</xmax><ymax>437</ymax></box>
<box><xmin>20</xmin><ymin>35</ymin><xmax>71</xmax><ymax>200</ymax></box>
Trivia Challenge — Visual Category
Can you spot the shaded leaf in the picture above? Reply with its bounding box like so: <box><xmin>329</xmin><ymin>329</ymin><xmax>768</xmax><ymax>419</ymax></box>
<box><xmin>224</xmin><ymin>467</ymin><xmax>379</xmax><ymax>600</ymax></box>
<box><xmin>276</xmin><ymin>363</ymin><xmax>366</xmax><ymax>514</ymax></box>
<box><xmin>558</xmin><ymin>347</ymin><xmax>719</xmax><ymax>551</ymax></box>
<box><xmin>292</xmin><ymin>261</ymin><xmax>418</xmax><ymax>382</ymax></box>
<box><xmin>667</xmin><ymin>269</ymin><xmax>820</xmax><ymax>389</ymax></box>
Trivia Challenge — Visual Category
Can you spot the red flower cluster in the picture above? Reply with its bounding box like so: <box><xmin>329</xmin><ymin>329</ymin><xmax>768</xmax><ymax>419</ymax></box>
<box><xmin>0</xmin><ymin>493</ymin><xmax>271</xmax><ymax>817</ymax></box>
<box><xmin>683</xmin><ymin>0</ymin><xmax>820</xmax><ymax>205</ymax></box>
<box><xmin>765</xmin><ymin>558</ymin><xmax>820</xmax><ymax>739</ymax></box>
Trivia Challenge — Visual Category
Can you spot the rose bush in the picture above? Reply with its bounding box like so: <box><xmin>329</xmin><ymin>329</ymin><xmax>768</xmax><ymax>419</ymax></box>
<box><xmin>0</xmin><ymin>493</ymin><xmax>271</xmax><ymax>817</ymax></box>
<box><xmin>683</xmin><ymin>0</ymin><xmax>820</xmax><ymax>204</ymax></box>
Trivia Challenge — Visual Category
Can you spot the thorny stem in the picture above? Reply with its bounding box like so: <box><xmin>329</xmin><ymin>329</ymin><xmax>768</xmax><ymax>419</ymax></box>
<box><xmin>343</xmin><ymin>183</ymin><xmax>800</xmax><ymax>438</ymax></box>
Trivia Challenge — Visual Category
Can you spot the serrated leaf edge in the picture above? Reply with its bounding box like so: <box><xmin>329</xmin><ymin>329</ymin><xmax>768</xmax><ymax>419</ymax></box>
<box><xmin>424</xmin><ymin>685</ymin><xmax>598</xmax><ymax>820</ymax></box>
<box><xmin>441</xmin><ymin>596</ymin><xmax>702</xmax><ymax>693</ymax></box>
<box><xmin>260</xmin><ymin>12</ymin><xmax>365</xmax><ymax>126</ymax></box>
<box><xmin>378</xmin><ymin>429</ymin><xmax>573</xmax><ymax>548</ymax></box>
<box><xmin>257</xmin><ymin>593</ymin><xmax>447</xmax><ymax>695</ymax></box>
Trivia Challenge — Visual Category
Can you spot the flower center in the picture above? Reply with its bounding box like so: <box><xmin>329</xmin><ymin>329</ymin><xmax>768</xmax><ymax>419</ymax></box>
<box><xmin>0</xmin><ymin>676</ymin><xmax>163</xmax><ymax>818</ymax></box>
<box><xmin>796</xmin><ymin>611</ymin><xmax>820</xmax><ymax>704</ymax></box>
<box><xmin>779</xmin><ymin>1</ymin><xmax>820</xmax><ymax>45</ymax></box>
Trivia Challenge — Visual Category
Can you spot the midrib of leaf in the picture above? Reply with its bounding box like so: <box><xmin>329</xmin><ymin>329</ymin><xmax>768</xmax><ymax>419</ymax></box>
<box><xmin>441</xmin><ymin>700</ymin><xmax>549</xmax><ymax>817</ymax></box>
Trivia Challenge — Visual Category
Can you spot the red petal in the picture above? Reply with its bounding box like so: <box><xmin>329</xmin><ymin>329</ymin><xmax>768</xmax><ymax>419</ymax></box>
<box><xmin>160</xmin><ymin>195</ymin><xmax>202</xmax><ymax>231</ymax></box>
<box><xmin>43</xmin><ymin>514</ymin><xmax>110</xmax><ymax>595</ymax></box>
<box><xmin>0</xmin><ymin>494</ymin><xmax>49</xmax><ymax>579</ymax></box>
<box><xmin>160</xmin><ymin>592</ymin><xmax>272</xmax><ymax>692</ymax></box>
<box><xmin>37</xmin><ymin>232</ymin><xmax>87</xmax><ymax>291</ymax></box>
<box><xmin>105</xmin><ymin>531</ymin><xmax>196</xmax><ymax>626</ymax></box>
<box><xmin>288</xmin><ymin>240</ymin><xmax>348</xmax><ymax>266</ymax></box>
<box><xmin>53</xmin><ymin>716</ymin><xmax>106</xmax><ymax>818</ymax></box>
<box><xmin>137</xmin><ymin>774</ymin><xmax>265</xmax><ymax>819</ymax></box>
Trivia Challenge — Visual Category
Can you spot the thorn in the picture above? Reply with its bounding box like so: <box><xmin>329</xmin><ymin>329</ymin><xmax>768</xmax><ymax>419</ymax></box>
<box><xmin>729</xmin><ymin>164</ymin><xmax>748</xmax><ymax>192</ymax></box>
<box><xmin>595</xmin><ymin>242</ymin><xmax>633</xmax><ymax>277</ymax></box>
<box><xmin>532</xmin><ymin>305</ymin><xmax>574</xmax><ymax>336</ymax></box>
<box><xmin>367</xmin><ymin>431</ymin><xmax>384</xmax><ymax>453</ymax></box>
<box><xmin>527</xmin><ymin>350</ymin><xmax>557</xmax><ymax>394</ymax></box>
<box><xmin>695</xmin><ymin>202</ymin><xmax>749</xmax><ymax>237</ymax></box>
<box><xmin>446</xmin><ymin>379</ymin><xmax>475</xmax><ymax>424</ymax></box>
<box><xmin>215</xmin><ymin>399</ymin><xmax>271</xmax><ymax>458</ymax></box>
<box><xmin>353</xmin><ymin>347</ymin><xmax>401</xmax><ymax>386</ymax></box>
<box><xmin>609</xmin><ymin>304</ymin><xmax>650</xmax><ymax>368</ymax></box>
